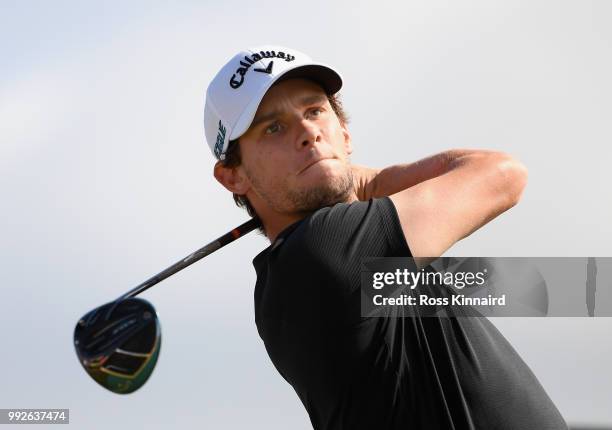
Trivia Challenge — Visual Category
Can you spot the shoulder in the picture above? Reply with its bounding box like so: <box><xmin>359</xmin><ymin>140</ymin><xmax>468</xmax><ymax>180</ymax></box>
<box><xmin>282</xmin><ymin>197</ymin><xmax>412</xmax><ymax>259</ymax></box>
<box><xmin>307</xmin><ymin>197</ymin><xmax>398</xmax><ymax>235</ymax></box>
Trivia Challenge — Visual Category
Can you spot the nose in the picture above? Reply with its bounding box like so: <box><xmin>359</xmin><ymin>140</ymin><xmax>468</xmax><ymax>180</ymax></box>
<box><xmin>295</xmin><ymin>118</ymin><xmax>321</xmax><ymax>150</ymax></box>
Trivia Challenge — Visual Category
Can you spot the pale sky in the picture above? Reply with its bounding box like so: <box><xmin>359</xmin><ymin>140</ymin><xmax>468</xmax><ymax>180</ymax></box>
<box><xmin>1</xmin><ymin>0</ymin><xmax>611</xmax><ymax>428</ymax></box>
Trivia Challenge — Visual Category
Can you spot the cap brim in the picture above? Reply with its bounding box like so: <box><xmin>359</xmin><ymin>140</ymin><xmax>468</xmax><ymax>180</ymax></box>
<box><xmin>274</xmin><ymin>64</ymin><xmax>342</xmax><ymax>95</ymax></box>
<box><xmin>230</xmin><ymin>63</ymin><xmax>343</xmax><ymax>141</ymax></box>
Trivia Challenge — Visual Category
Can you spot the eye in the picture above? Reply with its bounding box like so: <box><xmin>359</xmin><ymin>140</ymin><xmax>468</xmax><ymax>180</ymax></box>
<box><xmin>264</xmin><ymin>122</ymin><xmax>281</xmax><ymax>135</ymax></box>
<box><xmin>310</xmin><ymin>107</ymin><xmax>324</xmax><ymax>117</ymax></box>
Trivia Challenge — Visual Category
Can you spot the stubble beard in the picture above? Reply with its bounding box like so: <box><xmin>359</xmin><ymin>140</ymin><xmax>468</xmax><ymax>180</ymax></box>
<box><xmin>246</xmin><ymin>162</ymin><xmax>355</xmax><ymax>215</ymax></box>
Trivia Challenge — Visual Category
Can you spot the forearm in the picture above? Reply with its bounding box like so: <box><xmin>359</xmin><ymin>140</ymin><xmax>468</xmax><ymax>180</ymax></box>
<box><xmin>358</xmin><ymin>149</ymin><xmax>504</xmax><ymax>199</ymax></box>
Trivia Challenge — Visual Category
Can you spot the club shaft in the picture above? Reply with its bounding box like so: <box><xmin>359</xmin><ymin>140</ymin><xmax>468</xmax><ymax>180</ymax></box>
<box><xmin>118</xmin><ymin>218</ymin><xmax>261</xmax><ymax>300</ymax></box>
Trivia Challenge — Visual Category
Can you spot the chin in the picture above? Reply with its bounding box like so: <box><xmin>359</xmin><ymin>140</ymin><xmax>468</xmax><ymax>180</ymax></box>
<box><xmin>287</xmin><ymin>168</ymin><xmax>354</xmax><ymax>212</ymax></box>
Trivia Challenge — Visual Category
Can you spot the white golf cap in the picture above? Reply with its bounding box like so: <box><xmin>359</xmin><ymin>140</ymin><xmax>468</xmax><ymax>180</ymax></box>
<box><xmin>204</xmin><ymin>45</ymin><xmax>343</xmax><ymax>160</ymax></box>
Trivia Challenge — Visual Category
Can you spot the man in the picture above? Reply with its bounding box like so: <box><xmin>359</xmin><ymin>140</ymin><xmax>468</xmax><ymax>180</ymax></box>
<box><xmin>204</xmin><ymin>45</ymin><xmax>568</xmax><ymax>429</ymax></box>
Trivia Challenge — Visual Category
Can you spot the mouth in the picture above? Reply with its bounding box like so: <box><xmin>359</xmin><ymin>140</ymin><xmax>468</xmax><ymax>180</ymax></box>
<box><xmin>298</xmin><ymin>158</ymin><xmax>335</xmax><ymax>175</ymax></box>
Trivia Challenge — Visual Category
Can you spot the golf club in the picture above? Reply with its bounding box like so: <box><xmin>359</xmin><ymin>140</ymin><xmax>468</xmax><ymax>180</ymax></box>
<box><xmin>74</xmin><ymin>217</ymin><xmax>261</xmax><ymax>394</ymax></box>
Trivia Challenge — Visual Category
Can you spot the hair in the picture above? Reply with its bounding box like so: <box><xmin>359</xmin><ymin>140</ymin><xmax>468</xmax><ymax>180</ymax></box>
<box><xmin>220</xmin><ymin>90</ymin><xmax>350</xmax><ymax>233</ymax></box>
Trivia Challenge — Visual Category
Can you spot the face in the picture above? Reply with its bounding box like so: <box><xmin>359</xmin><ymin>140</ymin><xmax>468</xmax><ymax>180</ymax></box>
<box><xmin>229</xmin><ymin>78</ymin><xmax>354</xmax><ymax>215</ymax></box>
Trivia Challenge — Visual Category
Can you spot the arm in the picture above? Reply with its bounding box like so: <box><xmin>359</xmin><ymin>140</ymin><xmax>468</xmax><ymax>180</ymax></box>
<box><xmin>353</xmin><ymin>149</ymin><xmax>528</xmax><ymax>268</ymax></box>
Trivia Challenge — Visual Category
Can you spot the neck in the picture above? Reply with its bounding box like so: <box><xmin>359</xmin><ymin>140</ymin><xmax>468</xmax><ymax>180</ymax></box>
<box><xmin>254</xmin><ymin>194</ymin><xmax>360</xmax><ymax>243</ymax></box>
<box><xmin>262</xmin><ymin>212</ymin><xmax>308</xmax><ymax>243</ymax></box>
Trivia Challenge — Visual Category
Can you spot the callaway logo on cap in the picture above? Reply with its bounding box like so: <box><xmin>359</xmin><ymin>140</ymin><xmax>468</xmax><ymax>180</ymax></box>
<box><xmin>204</xmin><ymin>44</ymin><xmax>343</xmax><ymax>161</ymax></box>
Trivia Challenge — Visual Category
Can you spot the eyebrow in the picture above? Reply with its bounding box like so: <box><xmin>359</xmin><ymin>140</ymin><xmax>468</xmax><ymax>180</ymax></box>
<box><xmin>250</xmin><ymin>94</ymin><xmax>328</xmax><ymax>130</ymax></box>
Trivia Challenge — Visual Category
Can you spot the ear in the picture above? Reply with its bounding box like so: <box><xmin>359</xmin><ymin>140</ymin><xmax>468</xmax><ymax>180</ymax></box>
<box><xmin>213</xmin><ymin>161</ymin><xmax>251</xmax><ymax>195</ymax></box>
<box><xmin>341</xmin><ymin>123</ymin><xmax>353</xmax><ymax>155</ymax></box>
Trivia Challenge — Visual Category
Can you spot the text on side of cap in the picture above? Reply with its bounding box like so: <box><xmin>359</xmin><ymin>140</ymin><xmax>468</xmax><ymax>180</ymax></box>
<box><xmin>214</xmin><ymin>120</ymin><xmax>227</xmax><ymax>159</ymax></box>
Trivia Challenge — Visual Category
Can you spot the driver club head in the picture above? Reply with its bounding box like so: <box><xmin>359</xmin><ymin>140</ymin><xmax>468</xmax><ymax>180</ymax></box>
<box><xmin>74</xmin><ymin>297</ymin><xmax>161</xmax><ymax>394</ymax></box>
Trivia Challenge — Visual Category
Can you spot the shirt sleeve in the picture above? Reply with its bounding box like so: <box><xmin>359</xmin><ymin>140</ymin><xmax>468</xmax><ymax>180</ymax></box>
<box><xmin>299</xmin><ymin>196</ymin><xmax>413</xmax><ymax>296</ymax></box>
<box><xmin>256</xmin><ymin>197</ymin><xmax>413</xmax><ymax>330</ymax></box>
<box><xmin>305</xmin><ymin>196</ymin><xmax>411</xmax><ymax>255</ymax></box>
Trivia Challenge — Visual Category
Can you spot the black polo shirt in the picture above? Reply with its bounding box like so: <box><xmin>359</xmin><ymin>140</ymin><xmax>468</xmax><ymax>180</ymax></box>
<box><xmin>253</xmin><ymin>197</ymin><xmax>567</xmax><ymax>430</ymax></box>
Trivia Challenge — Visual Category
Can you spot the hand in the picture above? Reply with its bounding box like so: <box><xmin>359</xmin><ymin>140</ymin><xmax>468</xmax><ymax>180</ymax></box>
<box><xmin>351</xmin><ymin>164</ymin><xmax>381</xmax><ymax>201</ymax></box>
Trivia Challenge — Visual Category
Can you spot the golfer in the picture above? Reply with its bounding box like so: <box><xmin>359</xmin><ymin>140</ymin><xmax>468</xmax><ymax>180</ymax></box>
<box><xmin>204</xmin><ymin>45</ymin><xmax>568</xmax><ymax>430</ymax></box>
